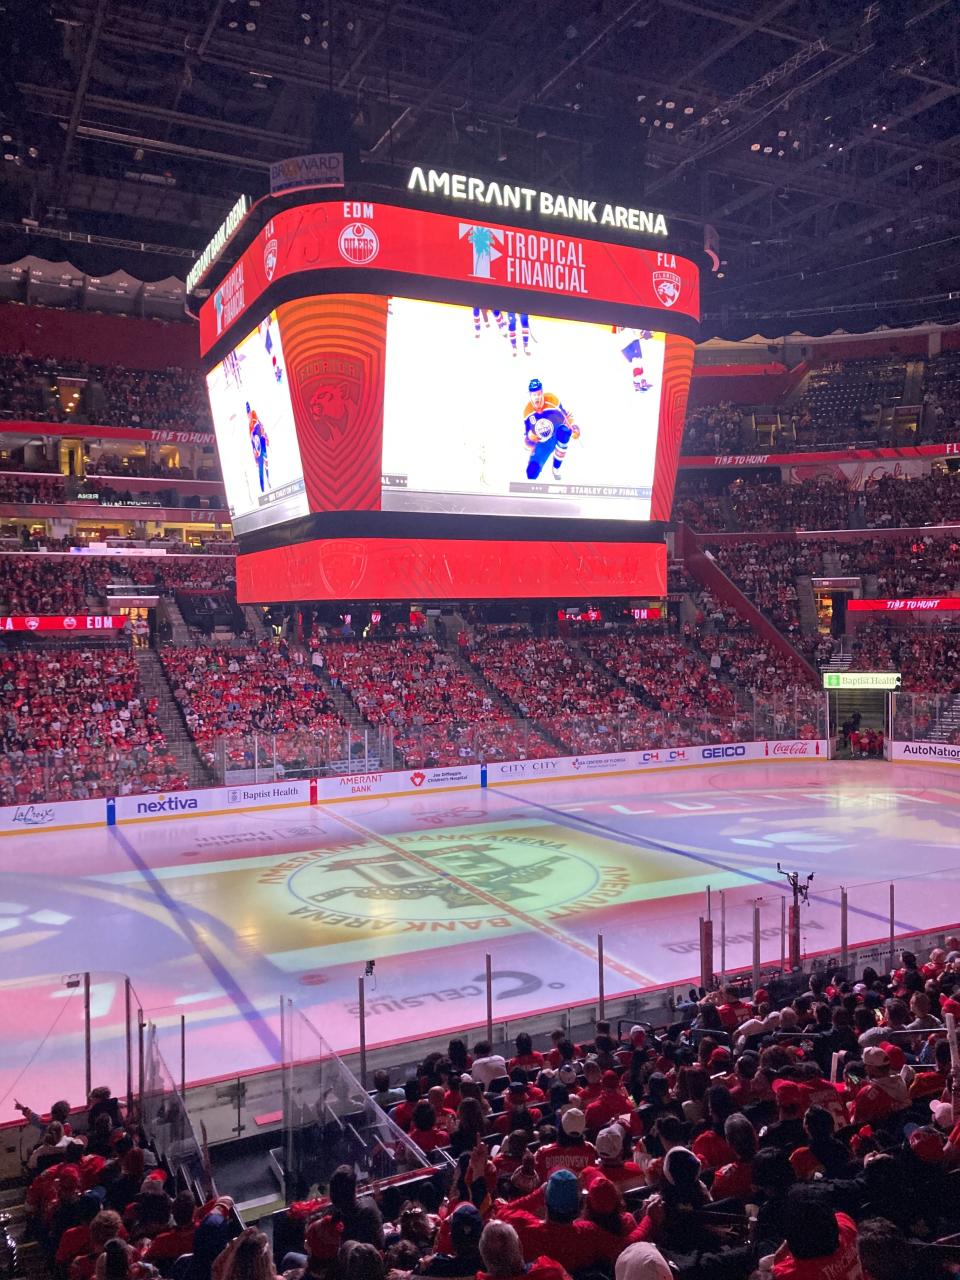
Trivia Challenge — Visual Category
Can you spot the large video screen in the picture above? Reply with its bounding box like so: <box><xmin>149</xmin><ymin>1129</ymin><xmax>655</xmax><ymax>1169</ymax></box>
<box><xmin>381</xmin><ymin>298</ymin><xmax>666</xmax><ymax>520</ymax></box>
<box><xmin>205</xmin><ymin>311</ymin><xmax>309</xmax><ymax>535</ymax></box>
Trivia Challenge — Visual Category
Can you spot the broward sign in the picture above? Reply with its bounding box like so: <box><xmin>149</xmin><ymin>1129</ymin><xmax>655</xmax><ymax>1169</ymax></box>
<box><xmin>270</xmin><ymin>152</ymin><xmax>344</xmax><ymax>195</ymax></box>
<box><xmin>186</xmin><ymin>194</ymin><xmax>251</xmax><ymax>293</ymax></box>
<box><xmin>408</xmin><ymin>167</ymin><xmax>668</xmax><ymax>237</ymax></box>
<box><xmin>823</xmin><ymin>671</ymin><xmax>901</xmax><ymax>690</ymax></box>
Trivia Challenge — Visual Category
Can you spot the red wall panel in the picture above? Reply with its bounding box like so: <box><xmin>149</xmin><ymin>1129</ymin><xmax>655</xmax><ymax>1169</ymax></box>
<box><xmin>237</xmin><ymin>537</ymin><xmax>667</xmax><ymax>602</ymax></box>
<box><xmin>0</xmin><ymin>304</ymin><xmax>198</xmax><ymax>368</ymax></box>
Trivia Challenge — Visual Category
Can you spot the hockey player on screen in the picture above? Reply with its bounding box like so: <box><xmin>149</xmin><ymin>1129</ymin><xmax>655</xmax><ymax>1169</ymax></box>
<box><xmin>614</xmin><ymin>325</ymin><xmax>654</xmax><ymax>391</ymax></box>
<box><xmin>247</xmin><ymin>402</ymin><xmax>270</xmax><ymax>493</ymax></box>
<box><xmin>523</xmin><ymin>377</ymin><xmax>580</xmax><ymax>480</ymax></box>
<box><xmin>473</xmin><ymin>307</ymin><xmax>507</xmax><ymax>338</ymax></box>
<box><xmin>507</xmin><ymin>312</ymin><xmax>532</xmax><ymax>356</ymax></box>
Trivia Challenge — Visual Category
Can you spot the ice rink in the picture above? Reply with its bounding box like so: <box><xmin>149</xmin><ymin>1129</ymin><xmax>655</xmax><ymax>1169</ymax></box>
<box><xmin>2</xmin><ymin>759</ymin><xmax>959</xmax><ymax>1121</ymax></box>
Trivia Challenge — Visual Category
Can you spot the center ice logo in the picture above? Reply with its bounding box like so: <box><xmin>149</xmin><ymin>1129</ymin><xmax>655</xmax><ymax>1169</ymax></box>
<box><xmin>459</xmin><ymin>223</ymin><xmax>504</xmax><ymax>278</ymax></box>
<box><xmin>280</xmin><ymin>832</ymin><xmax>602</xmax><ymax>927</ymax></box>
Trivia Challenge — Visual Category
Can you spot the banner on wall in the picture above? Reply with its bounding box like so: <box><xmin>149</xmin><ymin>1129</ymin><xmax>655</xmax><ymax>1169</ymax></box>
<box><xmin>785</xmin><ymin>458</ymin><xmax>930</xmax><ymax>489</ymax></box>
<box><xmin>487</xmin><ymin>740</ymin><xmax>827</xmax><ymax>782</ymax></box>
<box><xmin>680</xmin><ymin>442</ymin><xmax>960</xmax><ymax>470</ymax></box>
<box><xmin>889</xmin><ymin>740</ymin><xmax>960</xmax><ymax>764</ymax></box>
<box><xmin>0</xmin><ymin>614</ymin><xmax>125</xmax><ymax>632</ymax></box>
<box><xmin>848</xmin><ymin>597</ymin><xmax>960</xmax><ymax>613</ymax></box>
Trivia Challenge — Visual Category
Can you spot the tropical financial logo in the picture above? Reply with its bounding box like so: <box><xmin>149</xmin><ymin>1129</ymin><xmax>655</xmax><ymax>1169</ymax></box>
<box><xmin>260</xmin><ymin>830</ymin><xmax>627</xmax><ymax>932</ymax></box>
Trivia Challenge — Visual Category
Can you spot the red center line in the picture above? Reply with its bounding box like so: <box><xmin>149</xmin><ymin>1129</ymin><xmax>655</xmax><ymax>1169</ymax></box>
<box><xmin>325</xmin><ymin>807</ymin><xmax>656</xmax><ymax>987</ymax></box>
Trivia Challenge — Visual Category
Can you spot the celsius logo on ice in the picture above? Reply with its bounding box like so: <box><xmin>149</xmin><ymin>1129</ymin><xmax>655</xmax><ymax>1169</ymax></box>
<box><xmin>338</xmin><ymin>223</ymin><xmax>379</xmax><ymax>264</ymax></box>
<box><xmin>135</xmin><ymin>794</ymin><xmax>200</xmax><ymax>815</ymax></box>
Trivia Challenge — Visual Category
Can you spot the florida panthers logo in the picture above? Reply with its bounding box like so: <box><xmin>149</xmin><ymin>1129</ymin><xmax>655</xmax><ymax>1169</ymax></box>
<box><xmin>307</xmin><ymin>378</ymin><xmax>359</xmax><ymax>444</ymax></box>
<box><xmin>263</xmin><ymin>237</ymin><xmax>278</xmax><ymax>281</ymax></box>
<box><xmin>653</xmin><ymin>270</ymin><xmax>682</xmax><ymax>308</ymax></box>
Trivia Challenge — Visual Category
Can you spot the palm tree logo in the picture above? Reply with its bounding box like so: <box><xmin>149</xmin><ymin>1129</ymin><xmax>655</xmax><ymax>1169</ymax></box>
<box><xmin>459</xmin><ymin>223</ymin><xmax>503</xmax><ymax>278</ymax></box>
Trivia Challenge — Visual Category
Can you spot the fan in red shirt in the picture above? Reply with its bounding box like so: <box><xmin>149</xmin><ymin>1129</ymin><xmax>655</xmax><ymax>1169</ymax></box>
<box><xmin>507</xmin><ymin>1033</ymin><xmax>545</xmax><ymax>1073</ymax></box>
<box><xmin>141</xmin><ymin>1191</ymin><xmax>197</xmax><ymax>1264</ymax></box>
<box><xmin>767</xmin><ymin>1193</ymin><xmax>863</xmax><ymax>1279</ymax></box>
<box><xmin>579</xmin><ymin>1176</ymin><xmax>639</xmax><ymax>1265</ymax></box>
<box><xmin>534</xmin><ymin>1110</ymin><xmax>598</xmax><ymax>1180</ymax></box>
<box><xmin>710</xmin><ymin>1114</ymin><xmax>757</xmax><ymax>1202</ymax></box>
<box><xmin>580</xmin><ymin>1126</ymin><xmax>644</xmax><ymax>1192</ymax></box>
<box><xmin>584</xmin><ymin>1072</ymin><xmax>631</xmax><ymax>1134</ymax></box>
<box><xmin>494</xmin><ymin>1084</ymin><xmax>542</xmax><ymax>1136</ymax></box>
<box><xmin>496</xmin><ymin>1169</ymin><xmax>604</xmax><ymax>1274</ymax></box>
<box><xmin>406</xmin><ymin>1101</ymin><xmax>451</xmax><ymax>1154</ymax></box>
<box><xmin>477</xmin><ymin>1221</ymin><xmax>573</xmax><ymax>1280</ymax></box>
<box><xmin>717</xmin><ymin>986</ymin><xmax>752</xmax><ymax>1033</ymax></box>
<box><xmin>690</xmin><ymin>1086</ymin><xmax>738</xmax><ymax>1172</ymax></box>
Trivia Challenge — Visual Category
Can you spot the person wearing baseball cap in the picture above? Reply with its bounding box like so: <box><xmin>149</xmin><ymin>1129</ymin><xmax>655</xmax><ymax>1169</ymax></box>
<box><xmin>580</xmin><ymin>1125</ymin><xmax>644</xmax><ymax>1192</ymax></box>
<box><xmin>495</xmin><ymin>1168</ymin><xmax>604</xmax><ymax>1273</ymax></box>
<box><xmin>581</xmin><ymin>1175</ymin><xmax>637</xmax><ymax>1265</ymax></box>
<box><xmin>533</xmin><ymin>1108</ymin><xmax>597</xmax><ymax>1180</ymax></box>
<box><xmin>760</xmin><ymin>1079</ymin><xmax>810</xmax><ymax>1152</ymax></box>
<box><xmin>416</xmin><ymin>1201</ymin><xmax>485</xmax><ymax>1277</ymax></box>
<box><xmin>850</xmin><ymin>1048</ymin><xmax>910</xmax><ymax>1126</ymax></box>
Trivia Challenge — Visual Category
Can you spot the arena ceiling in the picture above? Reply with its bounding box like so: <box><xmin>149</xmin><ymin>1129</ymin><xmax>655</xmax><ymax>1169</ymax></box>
<box><xmin>1</xmin><ymin>0</ymin><xmax>959</xmax><ymax>337</ymax></box>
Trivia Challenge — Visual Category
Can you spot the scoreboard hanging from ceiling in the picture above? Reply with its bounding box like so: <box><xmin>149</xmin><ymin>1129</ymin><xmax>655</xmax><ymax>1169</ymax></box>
<box><xmin>195</xmin><ymin>185</ymin><xmax>700</xmax><ymax>603</ymax></box>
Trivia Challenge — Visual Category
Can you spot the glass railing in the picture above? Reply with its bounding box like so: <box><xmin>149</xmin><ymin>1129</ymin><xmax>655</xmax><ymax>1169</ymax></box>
<box><xmin>142</xmin><ymin>1023</ymin><xmax>215</xmax><ymax>1201</ymax></box>
<box><xmin>280</xmin><ymin>1001</ymin><xmax>432</xmax><ymax>1201</ymax></box>
<box><xmin>891</xmin><ymin>692</ymin><xmax>960</xmax><ymax>744</ymax></box>
<box><xmin>210</xmin><ymin>698</ymin><xmax>829</xmax><ymax>781</ymax></box>
<box><xmin>0</xmin><ymin>697</ymin><xmax>830</xmax><ymax>802</ymax></box>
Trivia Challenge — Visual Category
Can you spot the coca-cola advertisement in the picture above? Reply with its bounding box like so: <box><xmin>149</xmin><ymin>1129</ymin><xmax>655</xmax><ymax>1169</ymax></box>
<box><xmin>766</xmin><ymin>740</ymin><xmax>823</xmax><ymax>757</ymax></box>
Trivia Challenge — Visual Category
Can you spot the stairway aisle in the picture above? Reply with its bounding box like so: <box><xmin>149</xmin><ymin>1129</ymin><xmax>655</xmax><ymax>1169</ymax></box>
<box><xmin>135</xmin><ymin>647</ymin><xmax>212</xmax><ymax>788</ymax></box>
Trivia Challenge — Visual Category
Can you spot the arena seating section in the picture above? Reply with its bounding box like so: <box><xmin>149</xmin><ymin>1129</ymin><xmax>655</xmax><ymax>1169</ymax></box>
<box><xmin>21</xmin><ymin>941</ymin><xmax>960</xmax><ymax>1280</ymax></box>
<box><xmin>0</xmin><ymin>354</ymin><xmax>212</xmax><ymax>433</ymax></box>
<box><xmin>0</xmin><ymin>645</ymin><xmax>183</xmax><ymax>802</ymax></box>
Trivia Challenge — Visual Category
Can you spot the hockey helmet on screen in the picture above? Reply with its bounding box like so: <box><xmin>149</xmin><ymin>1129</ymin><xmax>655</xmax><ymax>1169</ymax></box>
<box><xmin>528</xmin><ymin>377</ymin><xmax>546</xmax><ymax>410</ymax></box>
<box><xmin>528</xmin><ymin>378</ymin><xmax>543</xmax><ymax>392</ymax></box>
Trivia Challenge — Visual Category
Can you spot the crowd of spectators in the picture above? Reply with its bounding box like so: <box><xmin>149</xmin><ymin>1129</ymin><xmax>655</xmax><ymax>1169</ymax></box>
<box><xmin>0</xmin><ymin>555</ymin><xmax>112</xmax><ymax>613</ymax></box>
<box><xmin>672</xmin><ymin>470</ymin><xmax>960</xmax><ymax>534</ymax></box>
<box><xmin>0</xmin><ymin>554</ymin><xmax>237</xmax><ymax>614</ymax></box>
<box><xmin>706</xmin><ymin>541</ymin><xmax>823</xmax><ymax>641</ymax></box>
<box><xmin>18</xmin><ymin>948</ymin><xmax>960</xmax><ymax>1280</ymax></box>
<box><xmin>160</xmin><ymin>643</ymin><xmax>348</xmax><ymax>774</ymax></box>
<box><xmin>849</xmin><ymin>623</ymin><xmax>960</xmax><ymax>700</ymax></box>
<box><xmin>0</xmin><ymin>354</ymin><xmax>213</xmax><ymax>434</ymax></box>
<box><xmin>680</xmin><ymin>404</ymin><xmax>747</xmax><ymax>455</ymax></box>
<box><xmin>86</xmin><ymin>455</ymin><xmax>220</xmax><ymax>483</ymax></box>
<box><xmin>208</xmin><ymin>940</ymin><xmax>960</xmax><ymax>1280</ymax></box>
<box><xmin>322</xmin><ymin>636</ymin><xmax>554</xmax><ymax>767</ymax></box>
<box><xmin>0</xmin><ymin>644</ymin><xmax>182</xmax><ymax>800</ymax></box>
<box><xmin>0</xmin><ymin>473</ymin><xmax>65</xmax><ymax>504</ymax></box>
